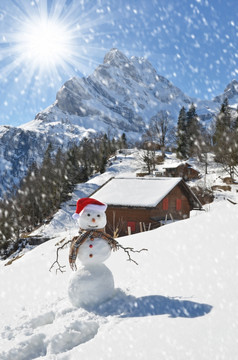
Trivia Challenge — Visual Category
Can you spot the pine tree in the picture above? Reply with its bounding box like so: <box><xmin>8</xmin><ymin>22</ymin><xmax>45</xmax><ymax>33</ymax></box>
<box><xmin>120</xmin><ymin>133</ymin><xmax>127</xmax><ymax>150</ymax></box>
<box><xmin>231</xmin><ymin>106</ymin><xmax>238</xmax><ymax>132</ymax></box>
<box><xmin>213</xmin><ymin>98</ymin><xmax>231</xmax><ymax>147</ymax></box>
<box><xmin>78</xmin><ymin>138</ymin><xmax>93</xmax><ymax>180</ymax></box>
<box><xmin>186</xmin><ymin>103</ymin><xmax>201</xmax><ymax>157</ymax></box>
<box><xmin>17</xmin><ymin>161</ymin><xmax>41</xmax><ymax>228</ymax></box>
<box><xmin>213</xmin><ymin>98</ymin><xmax>238</xmax><ymax>180</ymax></box>
<box><xmin>53</xmin><ymin>148</ymin><xmax>67</xmax><ymax>206</ymax></box>
<box><xmin>176</xmin><ymin>106</ymin><xmax>188</xmax><ymax>158</ymax></box>
<box><xmin>38</xmin><ymin>144</ymin><xmax>56</xmax><ymax>220</ymax></box>
<box><xmin>0</xmin><ymin>199</ymin><xmax>15</xmax><ymax>253</ymax></box>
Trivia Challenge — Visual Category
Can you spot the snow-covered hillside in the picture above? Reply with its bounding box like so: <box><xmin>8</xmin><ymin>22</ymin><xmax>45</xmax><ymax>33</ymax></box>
<box><xmin>0</xmin><ymin>150</ymin><xmax>238</xmax><ymax>359</ymax></box>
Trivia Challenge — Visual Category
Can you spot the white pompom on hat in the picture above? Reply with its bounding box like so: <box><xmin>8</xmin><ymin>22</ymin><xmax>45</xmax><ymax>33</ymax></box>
<box><xmin>72</xmin><ymin>197</ymin><xmax>107</xmax><ymax>220</ymax></box>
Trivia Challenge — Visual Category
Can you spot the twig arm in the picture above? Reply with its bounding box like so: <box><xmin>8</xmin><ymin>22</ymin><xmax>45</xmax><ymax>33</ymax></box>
<box><xmin>49</xmin><ymin>239</ymin><xmax>72</xmax><ymax>273</ymax></box>
<box><xmin>117</xmin><ymin>244</ymin><xmax>148</xmax><ymax>265</ymax></box>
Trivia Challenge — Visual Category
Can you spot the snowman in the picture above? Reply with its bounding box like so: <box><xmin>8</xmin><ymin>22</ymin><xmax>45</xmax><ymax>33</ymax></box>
<box><xmin>68</xmin><ymin>198</ymin><xmax>119</xmax><ymax>309</ymax></box>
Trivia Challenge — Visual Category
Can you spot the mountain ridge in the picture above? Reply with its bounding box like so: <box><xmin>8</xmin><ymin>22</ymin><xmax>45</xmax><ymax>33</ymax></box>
<box><xmin>0</xmin><ymin>48</ymin><xmax>237</xmax><ymax>198</ymax></box>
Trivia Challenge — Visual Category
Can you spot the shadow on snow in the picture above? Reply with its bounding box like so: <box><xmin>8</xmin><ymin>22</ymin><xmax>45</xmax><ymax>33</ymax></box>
<box><xmin>93</xmin><ymin>290</ymin><xmax>213</xmax><ymax>319</ymax></box>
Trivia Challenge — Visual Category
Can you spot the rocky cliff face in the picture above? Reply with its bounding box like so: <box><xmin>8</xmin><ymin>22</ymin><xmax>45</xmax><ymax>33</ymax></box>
<box><xmin>213</xmin><ymin>79</ymin><xmax>238</xmax><ymax>104</ymax></box>
<box><xmin>0</xmin><ymin>48</ymin><xmax>237</xmax><ymax>198</ymax></box>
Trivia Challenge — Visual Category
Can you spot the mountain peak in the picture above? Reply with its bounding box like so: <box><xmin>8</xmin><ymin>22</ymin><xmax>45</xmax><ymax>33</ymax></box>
<box><xmin>213</xmin><ymin>79</ymin><xmax>238</xmax><ymax>104</ymax></box>
<box><xmin>224</xmin><ymin>79</ymin><xmax>238</xmax><ymax>94</ymax></box>
<box><xmin>103</xmin><ymin>48</ymin><xmax>130</xmax><ymax>67</ymax></box>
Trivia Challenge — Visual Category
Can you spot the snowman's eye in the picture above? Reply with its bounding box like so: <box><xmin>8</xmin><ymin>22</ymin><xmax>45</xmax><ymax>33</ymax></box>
<box><xmin>87</xmin><ymin>213</ymin><xmax>91</xmax><ymax>217</ymax></box>
<box><xmin>97</xmin><ymin>214</ymin><xmax>101</xmax><ymax>217</ymax></box>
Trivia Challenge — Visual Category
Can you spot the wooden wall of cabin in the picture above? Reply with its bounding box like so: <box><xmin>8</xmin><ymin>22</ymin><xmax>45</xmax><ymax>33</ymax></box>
<box><xmin>165</xmin><ymin>164</ymin><xmax>199</xmax><ymax>180</ymax></box>
<box><xmin>105</xmin><ymin>184</ymin><xmax>191</xmax><ymax>237</ymax></box>
<box><xmin>151</xmin><ymin>185</ymin><xmax>191</xmax><ymax>221</ymax></box>
<box><xmin>105</xmin><ymin>206</ymin><xmax>152</xmax><ymax>236</ymax></box>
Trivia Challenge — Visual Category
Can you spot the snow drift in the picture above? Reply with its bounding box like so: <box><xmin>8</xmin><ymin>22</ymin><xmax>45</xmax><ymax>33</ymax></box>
<box><xmin>0</xmin><ymin>199</ymin><xmax>237</xmax><ymax>359</ymax></box>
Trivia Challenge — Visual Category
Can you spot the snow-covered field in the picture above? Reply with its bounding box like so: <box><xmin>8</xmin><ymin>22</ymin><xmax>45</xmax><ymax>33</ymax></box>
<box><xmin>1</xmin><ymin>150</ymin><xmax>238</xmax><ymax>359</ymax></box>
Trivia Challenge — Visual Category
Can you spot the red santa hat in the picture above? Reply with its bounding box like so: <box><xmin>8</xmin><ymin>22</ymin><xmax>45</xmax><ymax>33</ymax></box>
<box><xmin>72</xmin><ymin>197</ymin><xmax>107</xmax><ymax>220</ymax></box>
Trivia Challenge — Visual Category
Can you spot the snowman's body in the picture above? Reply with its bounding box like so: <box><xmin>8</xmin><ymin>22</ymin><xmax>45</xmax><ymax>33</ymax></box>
<box><xmin>68</xmin><ymin>204</ymin><xmax>116</xmax><ymax>309</ymax></box>
<box><xmin>68</xmin><ymin>263</ymin><xmax>114</xmax><ymax>308</ymax></box>
<box><xmin>77</xmin><ymin>232</ymin><xmax>111</xmax><ymax>266</ymax></box>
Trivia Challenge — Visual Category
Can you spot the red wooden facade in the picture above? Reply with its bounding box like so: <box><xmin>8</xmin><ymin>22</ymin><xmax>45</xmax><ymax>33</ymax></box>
<box><xmin>91</xmin><ymin>177</ymin><xmax>202</xmax><ymax>237</ymax></box>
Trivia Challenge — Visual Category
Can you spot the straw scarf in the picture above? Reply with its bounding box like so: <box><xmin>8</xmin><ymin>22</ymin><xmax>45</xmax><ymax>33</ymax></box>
<box><xmin>69</xmin><ymin>229</ymin><xmax>119</xmax><ymax>270</ymax></box>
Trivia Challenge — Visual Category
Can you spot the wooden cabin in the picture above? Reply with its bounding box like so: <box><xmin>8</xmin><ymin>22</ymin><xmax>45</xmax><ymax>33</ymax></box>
<box><xmin>91</xmin><ymin>177</ymin><xmax>202</xmax><ymax>237</ymax></box>
<box><xmin>164</xmin><ymin>162</ymin><xmax>200</xmax><ymax>181</ymax></box>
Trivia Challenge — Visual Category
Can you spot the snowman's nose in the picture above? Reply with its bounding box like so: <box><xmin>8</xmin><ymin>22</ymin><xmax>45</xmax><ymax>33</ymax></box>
<box><xmin>92</xmin><ymin>218</ymin><xmax>96</xmax><ymax>223</ymax></box>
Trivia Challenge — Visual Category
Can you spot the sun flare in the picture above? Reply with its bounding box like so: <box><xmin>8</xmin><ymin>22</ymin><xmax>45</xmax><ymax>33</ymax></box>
<box><xmin>18</xmin><ymin>17</ymin><xmax>72</xmax><ymax>69</ymax></box>
<box><xmin>0</xmin><ymin>0</ymin><xmax>113</xmax><ymax>114</ymax></box>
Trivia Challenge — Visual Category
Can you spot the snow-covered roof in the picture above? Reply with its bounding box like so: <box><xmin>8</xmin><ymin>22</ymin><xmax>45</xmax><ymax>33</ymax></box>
<box><xmin>163</xmin><ymin>161</ymin><xmax>189</xmax><ymax>169</ymax></box>
<box><xmin>92</xmin><ymin>177</ymin><xmax>182</xmax><ymax>207</ymax></box>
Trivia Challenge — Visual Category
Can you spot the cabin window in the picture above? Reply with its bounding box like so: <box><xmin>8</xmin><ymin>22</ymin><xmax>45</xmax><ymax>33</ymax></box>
<box><xmin>162</xmin><ymin>197</ymin><xmax>169</xmax><ymax>210</ymax></box>
<box><xmin>127</xmin><ymin>221</ymin><xmax>136</xmax><ymax>232</ymax></box>
<box><xmin>176</xmin><ymin>199</ymin><xmax>182</xmax><ymax>211</ymax></box>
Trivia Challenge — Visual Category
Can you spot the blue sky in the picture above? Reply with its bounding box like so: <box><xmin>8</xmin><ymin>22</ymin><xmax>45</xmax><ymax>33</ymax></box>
<box><xmin>0</xmin><ymin>0</ymin><xmax>237</xmax><ymax>127</ymax></box>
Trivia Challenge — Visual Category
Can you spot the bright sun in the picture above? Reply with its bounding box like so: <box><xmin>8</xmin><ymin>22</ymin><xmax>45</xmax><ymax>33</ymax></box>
<box><xmin>0</xmin><ymin>0</ymin><xmax>112</xmax><ymax>90</ymax></box>
<box><xmin>19</xmin><ymin>17</ymin><xmax>72</xmax><ymax>69</ymax></box>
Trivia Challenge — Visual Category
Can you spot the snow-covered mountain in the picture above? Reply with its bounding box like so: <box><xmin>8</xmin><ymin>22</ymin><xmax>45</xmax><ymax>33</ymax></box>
<box><xmin>0</xmin><ymin>48</ymin><xmax>237</xmax><ymax>198</ymax></box>
<box><xmin>213</xmin><ymin>79</ymin><xmax>238</xmax><ymax>106</ymax></box>
<box><xmin>0</xmin><ymin>149</ymin><xmax>237</xmax><ymax>360</ymax></box>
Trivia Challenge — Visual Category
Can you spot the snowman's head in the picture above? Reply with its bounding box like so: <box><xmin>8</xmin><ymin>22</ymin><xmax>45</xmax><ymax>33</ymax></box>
<box><xmin>73</xmin><ymin>198</ymin><xmax>107</xmax><ymax>230</ymax></box>
<box><xmin>79</xmin><ymin>208</ymin><xmax>107</xmax><ymax>230</ymax></box>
